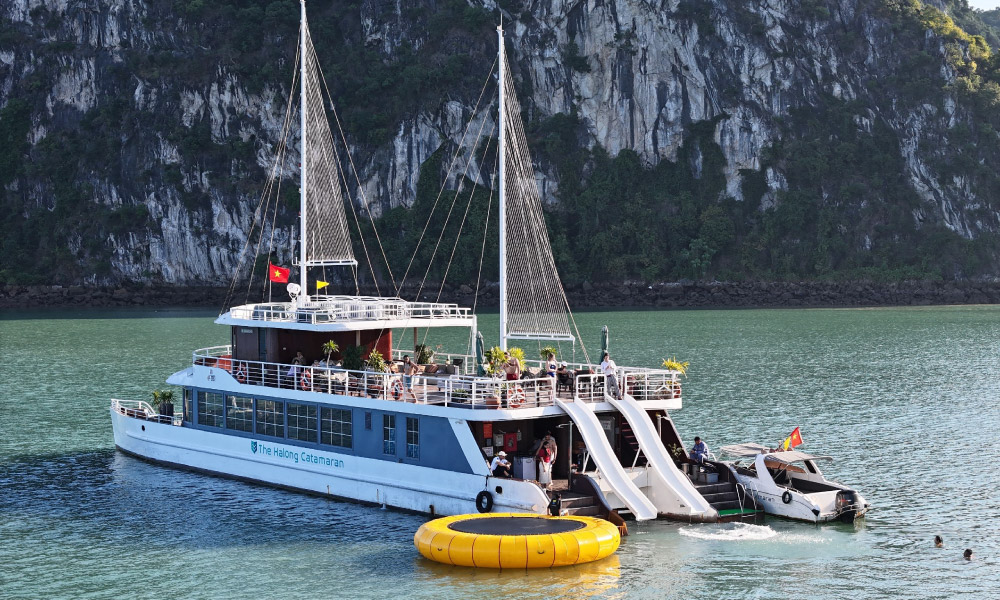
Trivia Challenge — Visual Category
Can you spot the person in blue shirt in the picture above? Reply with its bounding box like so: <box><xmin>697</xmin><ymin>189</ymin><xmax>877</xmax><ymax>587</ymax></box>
<box><xmin>689</xmin><ymin>436</ymin><xmax>709</xmax><ymax>464</ymax></box>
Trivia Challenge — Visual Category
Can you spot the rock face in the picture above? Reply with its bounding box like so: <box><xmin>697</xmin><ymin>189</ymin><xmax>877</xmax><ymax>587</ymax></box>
<box><xmin>1</xmin><ymin>0</ymin><xmax>998</xmax><ymax>284</ymax></box>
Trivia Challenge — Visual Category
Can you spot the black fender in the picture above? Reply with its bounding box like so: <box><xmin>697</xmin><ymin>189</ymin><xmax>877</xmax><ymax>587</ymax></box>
<box><xmin>782</xmin><ymin>490</ymin><xmax>792</xmax><ymax>504</ymax></box>
<box><xmin>476</xmin><ymin>490</ymin><xmax>494</xmax><ymax>513</ymax></box>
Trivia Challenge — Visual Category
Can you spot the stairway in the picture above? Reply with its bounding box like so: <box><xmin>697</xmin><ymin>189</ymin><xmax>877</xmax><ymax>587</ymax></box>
<box><xmin>689</xmin><ymin>477</ymin><xmax>763</xmax><ymax>523</ymax></box>
<box><xmin>556</xmin><ymin>491</ymin><xmax>603</xmax><ymax>517</ymax></box>
<box><xmin>619</xmin><ymin>419</ymin><xmax>645</xmax><ymax>467</ymax></box>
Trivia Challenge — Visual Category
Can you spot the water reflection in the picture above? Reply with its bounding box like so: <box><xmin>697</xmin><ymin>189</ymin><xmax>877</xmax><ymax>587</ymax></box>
<box><xmin>415</xmin><ymin>555</ymin><xmax>621</xmax><ymax>598</ymax></box>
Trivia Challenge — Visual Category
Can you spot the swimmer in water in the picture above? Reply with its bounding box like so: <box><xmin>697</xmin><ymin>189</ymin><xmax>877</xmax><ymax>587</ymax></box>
<box><xmin>963</xmin><ymin>549</ymin><xmax>973</xmax><ymax>560</ymax></box>
<box><xmin>934</xmin><ymin>535</ymin><xmax>944</xmax><ymax>548</ymax></box>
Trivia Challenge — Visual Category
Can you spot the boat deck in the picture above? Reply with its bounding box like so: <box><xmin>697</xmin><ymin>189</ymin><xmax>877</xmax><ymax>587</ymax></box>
<box><xmin>192</xmin><ymin>346</ymin><xmax>682</xmax><ymax>410</ymax></box>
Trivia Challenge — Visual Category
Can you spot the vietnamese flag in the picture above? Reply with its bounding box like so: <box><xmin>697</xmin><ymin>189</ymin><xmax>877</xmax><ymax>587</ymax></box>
<box><xmin>268</xmin><ymin>263</ymin><xmax>290</xmax><ymax>283</ymax></box>
<box><xmin>782</xmin><ymin>427</ymin><xmax>803</xmax><ymax>451</ymax></box>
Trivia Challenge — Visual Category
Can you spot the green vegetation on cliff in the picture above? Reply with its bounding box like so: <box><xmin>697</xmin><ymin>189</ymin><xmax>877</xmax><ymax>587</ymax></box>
<box><xmin>1</xmin><ymin>0</ymin><xmax>999</xmax><ymax>286</ymax></box>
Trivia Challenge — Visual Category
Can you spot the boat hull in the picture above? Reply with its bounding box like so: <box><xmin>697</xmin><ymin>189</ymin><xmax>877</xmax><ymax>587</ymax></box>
<box><xmin>732</xmin><ymin>475</ymin><xmax>868</xmax><ymax>523</ymax></box>
<box><xmin>111</xmin><ymin>409</ymin><xmax>549</xmax><ymax>517</ymax></box>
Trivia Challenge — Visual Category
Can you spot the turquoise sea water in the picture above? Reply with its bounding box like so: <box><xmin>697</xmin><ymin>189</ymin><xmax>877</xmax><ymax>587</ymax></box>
<box><xmin>1</xmin><ymin>305</ymin><xmax>998</xmax><ymax>598</ymax></box>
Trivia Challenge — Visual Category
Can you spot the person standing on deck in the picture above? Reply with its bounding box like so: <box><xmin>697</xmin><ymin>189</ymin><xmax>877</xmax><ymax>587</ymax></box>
<box><xmin>545</xmin><ymin>352</ymin><xmax>557</xmax><ymax>401</ymax></box>
<box><xmin>541</xmin><ymin>431</ymin><xmax>558</xmax><ymax>471</ymax></box>
<box><xmin>600</xmin><ymin>353</ymin><xmax>620</xmax><ymax>399</ymax></box>
<box><xmin>503</xmin><ymin>352</ymin><xmax>521</xmax><ymax>381</ymax></box>
<box><xmin>402</xmin><ymin>355</ymin><xmax>419</xmax><ymax>401</ymax></box>
<box><xmin>537</xmin><ymin>444</ymin><xmax>553</xmax><ymax>490</ymax></box>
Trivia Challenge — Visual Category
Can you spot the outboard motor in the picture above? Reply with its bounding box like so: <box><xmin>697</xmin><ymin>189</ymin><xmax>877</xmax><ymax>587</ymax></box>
<box><xmin>835</xmin><ymin>490</ymin><xmax>860</xmax><ymax>523</ymax></box>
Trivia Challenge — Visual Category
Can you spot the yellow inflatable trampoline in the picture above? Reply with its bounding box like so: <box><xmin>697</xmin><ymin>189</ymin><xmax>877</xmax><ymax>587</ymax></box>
<box><xmin>414</xmin><ymin>513</ymin><xmax>621</xmax><ymax>568</ymax></box>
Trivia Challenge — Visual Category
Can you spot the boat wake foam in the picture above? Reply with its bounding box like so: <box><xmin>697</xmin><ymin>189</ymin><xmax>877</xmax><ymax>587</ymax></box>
<box><xmin>678</xmin><ymin>523</ymin><xmax>778</xmax><ymax>541</ymax></box>
<box><xmin>678</xmin><ymin>523</ymin><xmax>830</xmax><ymax>544</ymax></box>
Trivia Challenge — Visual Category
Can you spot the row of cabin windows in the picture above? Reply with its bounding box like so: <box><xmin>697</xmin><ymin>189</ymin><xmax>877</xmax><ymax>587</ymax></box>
<box><xmin>194</xmin><ymin>392</ymin><xmax>352</xmax><ymax>449</ymax></box>
<box><xmin>187</xmin><ymin>390</ymin><xmax>416</xmax><ymax>458</ymax></box>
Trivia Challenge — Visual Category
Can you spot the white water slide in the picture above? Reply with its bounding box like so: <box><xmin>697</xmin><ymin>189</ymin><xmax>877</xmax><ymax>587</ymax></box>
<box><xmin>555</xmin><ymin>399</ymin><xmax>658</xmax><ymax>521</ymax></box>
<box><xmin>607</xmin><ymin>393</ymin><xmax>717</xmax><ymax>519</ymax></box>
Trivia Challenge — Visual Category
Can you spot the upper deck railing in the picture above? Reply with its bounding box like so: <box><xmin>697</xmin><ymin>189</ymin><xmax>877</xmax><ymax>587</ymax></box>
<box><xmin>225</xmin><ymin>296</ymin><xmax>473</xmax><ymax>326</ymax></box>
<box><xmin>192</xmin><ymin>346</ymin><xmax>681</xmax><ymax>410</ymax></box>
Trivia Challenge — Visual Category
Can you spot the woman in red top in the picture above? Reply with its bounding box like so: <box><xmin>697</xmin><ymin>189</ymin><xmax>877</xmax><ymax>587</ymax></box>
<box><xmin>537</xmin><ymin>444</ymin><xmax>553</xmax><ymax>489</ymax></box>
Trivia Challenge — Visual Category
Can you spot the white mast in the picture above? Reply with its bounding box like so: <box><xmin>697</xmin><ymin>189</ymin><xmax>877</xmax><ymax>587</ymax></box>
<box><xmin>298</xmin><ymin>0</ymin><xmax>309</xmax><ymax>302</ymax></box>
<box><xmin>497</xmin><ymin>23</ymin><xmax>507</xmax><ymax>351</ymax></box>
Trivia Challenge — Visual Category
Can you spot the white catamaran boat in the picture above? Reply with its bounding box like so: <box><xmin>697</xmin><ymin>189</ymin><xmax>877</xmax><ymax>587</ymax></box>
<box><xmin>111</xmin><ymin>4</ymin><xmax>754</xmax><ymax>524</ymax></box>
<box><xmin>719</xmin><ymin>444</ymin><xmax>870</xmax><ymax>523</ymax></box>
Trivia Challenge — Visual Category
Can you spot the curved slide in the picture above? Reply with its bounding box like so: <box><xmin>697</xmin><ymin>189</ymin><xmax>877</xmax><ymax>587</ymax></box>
<box><xmin>555</xmin><ymin>399</ymin><xmax>658</xmax><ymax>521</ymax></box>
<box><xmin>608</xmin><ymin>393</ymin><xmax>716</xmax><ymax>518</ymax></box>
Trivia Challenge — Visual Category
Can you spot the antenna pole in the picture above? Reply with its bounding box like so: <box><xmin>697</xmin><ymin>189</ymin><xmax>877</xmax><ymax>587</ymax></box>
<box><xmin>299</xmin><ymin>0</ymin><xmax>309</xmax><ymax>302</ymax></box>
<box><xmin>497</xmin><ymin>23</ymin><xmax>507</xmax><ymax>351</ymax></box>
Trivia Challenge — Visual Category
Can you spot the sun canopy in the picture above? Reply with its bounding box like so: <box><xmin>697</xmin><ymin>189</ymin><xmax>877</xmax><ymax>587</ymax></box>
<box><xmin>720</xmin><ymin>443</ymin><xmax>832</xmax><ymax>463</ymax></box>
<box><xmin>767</xmin><ymin>450</ymin><xmax>832</xmax><ymax>464</ymax></box>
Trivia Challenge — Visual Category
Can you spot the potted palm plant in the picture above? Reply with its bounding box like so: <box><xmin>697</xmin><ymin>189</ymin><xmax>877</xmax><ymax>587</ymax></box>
<box><xmin>151</xmin><ymin>389</ymin><xmax>174</xmax><ymax>421</ymax></box>
<box><xmin>661</xmin><ymin>357</ymin><xmax>689</xmax><ymax>399</ymax></box>
<box><xmin>539</xmin><ymin>345</ymin><xmax>558</xmax><ymax>360</ymax></box>
<box><xmin>322</xmin><ymin>340</ymin><xmax>339</xmax><ymax>365</ymax></box>
<box><xmin>366</xmin><ymin>349</ymin><xmax>390</xmax><ymax>397</ymax></box>
<box><xmin>414</xmin><ymin>344</ymin><xmax>434</xmax><ymax>365</ymax></box>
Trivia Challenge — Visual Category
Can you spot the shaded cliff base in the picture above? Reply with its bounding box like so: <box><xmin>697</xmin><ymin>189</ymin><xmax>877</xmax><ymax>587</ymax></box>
<box><xmin>2</xmin><ymin>280</ymin><xmax>999</xmax><ymax>310</ymax></box>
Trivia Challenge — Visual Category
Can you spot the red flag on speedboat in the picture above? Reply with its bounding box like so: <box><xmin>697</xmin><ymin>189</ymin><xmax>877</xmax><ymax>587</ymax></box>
<box><xmin>782</xmin><ymin>427</ymin><xmax>803</xmax><ymax>451</ymax></box>
<box><xmin>268</xmin><ymin>263</ymin><xmax>290</xmax><ymax>283</ymax></box>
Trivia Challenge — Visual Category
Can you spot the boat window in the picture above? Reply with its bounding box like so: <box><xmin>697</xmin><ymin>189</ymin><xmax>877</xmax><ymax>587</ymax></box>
<box><xmin>183</xmin><ymin>389</ymin><xmax>193</xmax><ymax>423</ymax></box>
<box><xmin>198</xmin><ymin>392</ymin><xmax>224</xmax><ymax>428</ymax></box>
<box><xmin>287</xmin><ymin>403</ymin><xmax>318</xmax><ymax>443</ymax></box>
<box><xmin>805</xmin><ymin>461</ymin><xmax>817</xmax><ymax>474</ymax></box>
<box><xmin>256</xmin><ymin>399</ymin><xmax>284</xmax><ymax>438</ymax></box>
<box><xmin>321</xmin><ymin>408</ymin><xmax>352</xmax><ymax>448</ymax></box>
<box><xmin>226</xmin><ymin>396</ymin><xmax>254</xmax><ymax>432</ymax></box>
<box><xmin>365</xmin><ymin>411</ymin><xmax>372</xmax><ymax>431</ymax></box>
<box><xmin>406</xmin><ymin>417</ymin><xmax>419</xmax><ymax>459</ymax></box>
<box><xmin>383</xmin><ymin>414</ymin><xmax>396</xmax><ymax>455</ymax></box>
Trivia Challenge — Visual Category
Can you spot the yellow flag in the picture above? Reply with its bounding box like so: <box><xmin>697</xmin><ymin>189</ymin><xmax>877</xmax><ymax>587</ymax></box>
<box><xmin>316</xmin><ymin>280</ymin><xmax>329</xmax><ymax>290</ymax></box>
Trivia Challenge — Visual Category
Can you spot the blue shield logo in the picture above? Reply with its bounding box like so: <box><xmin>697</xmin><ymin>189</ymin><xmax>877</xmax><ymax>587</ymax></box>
<box><xmin>250</xmin><ymin>441</ymin><xmax>258</xmax><ymax>454</ymax></box>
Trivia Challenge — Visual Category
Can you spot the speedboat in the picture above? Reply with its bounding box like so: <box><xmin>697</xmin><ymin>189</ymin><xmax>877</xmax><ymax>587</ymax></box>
<box><xmin>719</xmin><ymin>443</ymin><xmax>870</xmax><ymax>523</ymax></box>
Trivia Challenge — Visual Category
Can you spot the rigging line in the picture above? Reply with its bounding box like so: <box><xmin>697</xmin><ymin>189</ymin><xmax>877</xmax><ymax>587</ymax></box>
<box><xmin>262</xmin><ymin>105</ymin><xmax>291</xmax><ymax>302</ymax></box>
<box><xmin>392</xmin><ymin>57</ymin><xmax>498</xmax><ymax>297</ymax></box>
<box><xmin>435</xmin><ymin>124</ymin><xmax>497</xmax><ymax>303</ymax></box>
<box><xmin>332</xmin><ymin>124</ymin><xmax>380</xmax><ymax>297</ymax></box>
<box><xmin>422</xmin><ymin>127</ymin><xmax>497</xmax><ymax>348</ymax></box>
<box><xmin>223</xmin><ymin>45</ymin><xmax>300</xmax><ymax>310</ymax></box>
<box><xmin>319</xmin><ymin>64</ymin><xmax>376</xmax><ymax>295</ymax></box>
<box><xmin>257</xmin><ymin>78</ymin><xmax>299</xmax><ymax>303</ymax></box>
<box><xmin>225</xmin><ymin>100</ymin><xmax>287</xmax><ymax>308</ymax></box>
<box><xmin>414</xmin><ymin>96</ymin><xmax>495</xmax><ymax>304</ymax></box>
<box><xmin>259</xmin><ymin>118</ymin><xmax>292</xmax><ymax>303</ymax></box>
<box><xmin>320</xmin><ymin>67</ymin><xmax>371</xmax><ymax>294</ymax></box>
<box><xmin>249</xmin><ymin>41</ymin><xmax>301</xmax><ymax>304</ymax></box>
<box><xmin>315</xmin><ymin>54</ymin><xmax>399</xmax><ymax>291</ymax></box>
<box><xmin>471</xmin><ymin>147</ymin><xmax>498</xmax><ymax>320</ymax></box>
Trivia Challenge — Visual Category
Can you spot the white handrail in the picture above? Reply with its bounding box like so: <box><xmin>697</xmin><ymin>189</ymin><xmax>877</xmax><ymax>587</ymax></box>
<box><xmin>227</xmin><ymin>297</ymin><xmax>473</xmax><ymax>325</ymax></box>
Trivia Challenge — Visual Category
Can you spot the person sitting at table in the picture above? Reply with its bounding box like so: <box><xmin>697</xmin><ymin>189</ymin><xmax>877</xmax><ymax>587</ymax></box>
<box><xmin>556</xmin><ymin>361</ymin><xmax>574</xmax><ymax>392</ymax></box>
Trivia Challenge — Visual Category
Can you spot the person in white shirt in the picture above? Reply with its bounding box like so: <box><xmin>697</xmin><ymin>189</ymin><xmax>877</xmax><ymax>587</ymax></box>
<box><xmin>490</xmin><ymin>451</ymin><xmax>512</xmax><ymax>478</ymax></box>
<box><xmin>600</xmin><ymin>352</ymin><xmax>620</xmax><ymax>399</ymax></box>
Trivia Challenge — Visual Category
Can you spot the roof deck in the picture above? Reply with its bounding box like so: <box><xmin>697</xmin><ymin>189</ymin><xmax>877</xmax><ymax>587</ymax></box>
<box><xmin>217</xmin><ymin>295</ymin><xmax>475</xmax><ymax>331</ymax></box>
<box><xmin>188</xmin><ymin>346</ymin><xmax>683</xmax><ymax>411</ymax></box>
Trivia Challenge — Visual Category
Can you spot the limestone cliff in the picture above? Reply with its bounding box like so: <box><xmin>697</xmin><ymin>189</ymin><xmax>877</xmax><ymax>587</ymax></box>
<box><xmin>1</xmin><ymin>0</ymin><xmax>997</xmax><ymax>285</ymax></box>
